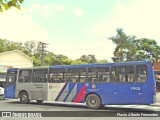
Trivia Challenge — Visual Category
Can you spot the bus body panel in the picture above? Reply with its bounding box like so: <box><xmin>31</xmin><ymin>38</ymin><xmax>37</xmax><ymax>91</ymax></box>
<box><xmin>5</xmin><ymin>68</ymin><xmax>18</xmax><ymax>98</ymax></box>
<box><xmin>16</xmin><ymin>82</ymin><xmax>48</xmax><ymax>100</ymax></box>
<box><xmin>85</xmin><ymin>82</ymin><xmax>154</xmax><ymax>105</ymax></box>
<box><xmin>107</xmin><ymin>83</ymin><xmax>149</xmax><ymax>104</ymax></box>
<box><xmin>4</xmin><ymin>82</ymin><xmax>16</xmax><ymax>98</ymax></box>
<box><xmin>47</xmin><ymin>83</ymin><xmax>66</xmax><ymax>101</ymax></box>
<box><xmin>53</xmin><ymin>82</ymin><xmax>86</xmax><ymax>103</ymax></box>
<box><xmin>4</xmin><ymin>61</ymin><xmax>156</xmax><ymax>107</ymax></box>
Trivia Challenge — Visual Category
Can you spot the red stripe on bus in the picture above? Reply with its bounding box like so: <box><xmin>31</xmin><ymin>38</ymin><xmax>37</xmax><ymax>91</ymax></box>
<box><xmin>73</xmin><ymin>84</ymin><xmax>86</xmax><ymax>103</ymax></box>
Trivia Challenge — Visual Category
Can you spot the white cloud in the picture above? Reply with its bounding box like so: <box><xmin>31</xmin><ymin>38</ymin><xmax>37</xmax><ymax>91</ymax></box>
<box><xmin>28</xmin><ymin>4</ymin><xmax>65</xmax><ymax>17</ymax></box>
<box><xmin>86</xmin><ymin>0</ymin><xmax>160</xmax><ymax>60</ymax></box>
<box><xmin>73</xmin><ymin>7</ymin><xmax>85</xmax><ymax>17</ymax></box>
<box><xmin>115</xmin><ymin>0</ymin><xmax>160</xmax><ymax>40</ymax></box>
<box><xmin>88</xmin><ymin>0</ymin><xmax>160</xmax><ymax>41</ymax></box>
<box><xmin>0</xmin><ymin>9</ymin><xmax>49</xmax><ymax>42</ymax></box>
<box><xmin>48</xmin><ymin>39</ymin><xmax>115</xmax><ymax>61</ymax></box>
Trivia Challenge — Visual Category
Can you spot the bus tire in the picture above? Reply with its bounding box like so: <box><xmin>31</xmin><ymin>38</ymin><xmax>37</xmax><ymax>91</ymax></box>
<box><xmin>36</xmin><ymin>100</ymin><xmax>44</xmax><ymax>104</ymax></box>
<box><xmin>19</xmin><ymin>92</ymin><xmax>30</xmax><ymax>104</ymax></box>
<box><xmin>86</xmin><ymin>94</ymin><xmax>101</xmax><ymax>109</ymax></box>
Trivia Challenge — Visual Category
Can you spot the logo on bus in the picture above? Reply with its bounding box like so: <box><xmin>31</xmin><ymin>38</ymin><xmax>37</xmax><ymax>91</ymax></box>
<box><xmin>49</xmin><ymin>85</ymin><xmax>52</xmax><ymax>89</ymax></box>
<box><xmin>91</xmin><ymin>83</ymin><xmax>96</xmax><ymax>89</ymax></box>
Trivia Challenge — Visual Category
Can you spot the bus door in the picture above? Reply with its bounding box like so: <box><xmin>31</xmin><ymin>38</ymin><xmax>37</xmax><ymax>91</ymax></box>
<box><xmin>5</xmin><ymin>69</ymin><xmax>17</xmax><ymax>98</ymax></box>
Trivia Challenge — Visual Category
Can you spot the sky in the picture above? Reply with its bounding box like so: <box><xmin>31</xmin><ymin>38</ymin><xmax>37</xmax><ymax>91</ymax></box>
<box><xmin>0</xmin><ymin>0</ymin><xmax>160</xmax><ymax>61</ymax></box>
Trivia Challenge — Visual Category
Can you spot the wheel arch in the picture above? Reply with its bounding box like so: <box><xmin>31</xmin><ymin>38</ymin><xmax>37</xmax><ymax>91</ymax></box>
<box><xmin>18</xmin><ymin>90</ymin><xmax>29</xmax><ymax>98</ymax></box>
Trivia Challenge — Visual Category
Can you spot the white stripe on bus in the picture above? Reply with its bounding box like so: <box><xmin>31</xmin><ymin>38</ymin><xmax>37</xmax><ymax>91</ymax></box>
<box><xmin>57</xmin><ymin>83</ymin><xmax>69</xmax><ymax>102</ymax></box>
<box><xmin>65</xmin><ymin>83</ymin><xmax>77</xmax><ymax>102</ymax></box>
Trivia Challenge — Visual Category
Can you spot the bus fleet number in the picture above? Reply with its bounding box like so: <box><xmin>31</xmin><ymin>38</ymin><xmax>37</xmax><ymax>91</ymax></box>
<box><xmin>131</xmin><ymin>87</ymin><xmax>140</xmax><ymax>91</ymax></box>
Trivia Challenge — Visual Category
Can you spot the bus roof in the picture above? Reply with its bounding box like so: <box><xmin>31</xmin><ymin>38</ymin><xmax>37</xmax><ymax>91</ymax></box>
<box><xmin>7</xmin><ymin>60</ymin><xmax>152</xmax><ymax>70</ymax></box>
<box><xmin>50</xmin><ymin>60</ymin><xmax>151</xmax><ymax>69</ymax></box>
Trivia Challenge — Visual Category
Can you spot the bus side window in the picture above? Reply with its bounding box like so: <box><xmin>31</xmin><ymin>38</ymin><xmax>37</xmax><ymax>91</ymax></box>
<box><xmin>19</xmin><ymin>77</ymin><xmax>25</xmax><ymax>82</ymax></box>
<box><xmin>88</xmin><ymin>67</ymin><xmax>97</xmax><ymax>82</ymax></box>
<box><xmin>67</xmin><ymin>68</ymin><xmax>86</xmax><ymax>83</ymax></box>
<box><xmin>111</xmin><ymin>66</ymin><xmax>134</xmax><ymax>82</ymax></box>
<box><xmin>32</xmin><ymin>69</ymin><xmax>48</xmax><ymax>83</ymax></box>
<box><xmin>127</xmin><ymin>66</ymin><xmax>134</xmax><ymax>82</ymax></box>
<box><xmin>88</xmin><ymin>67</ymin><xmax>110</xmax><ymax>83</ymax></box>
<box><xmin>49</xmin><ymin>68</ymin><xmax>66</xmax><ymax>83</ymax></box>
<box><xmin>18</xmin><ymin>70</ymin><xmax>31</xmax><ymax>83</ymax></box>
<box><xmin>111</xmin><ymin>67</ymin><xmax>120</xmax><ymax>82</ymax></box>
<box><xmin>137</xmin><ymin>65</ymin><xmax>147</xmax><ymax>82</ymax></box>
<box><xmin>101</xmin><ymin>67</ymin><xmax>110</xmax><ymax>82</ymax></box>
<box><xmin>67</xmin><ymin>78</ymin><xmax>73</xmax><ymax>82</ymax></box>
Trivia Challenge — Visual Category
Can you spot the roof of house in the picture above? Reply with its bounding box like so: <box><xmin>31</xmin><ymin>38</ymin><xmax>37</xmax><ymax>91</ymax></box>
<box><xmin>0</xmin><ymin>50</ymin><xmax>33</xmax><ymax>61</ymax></box>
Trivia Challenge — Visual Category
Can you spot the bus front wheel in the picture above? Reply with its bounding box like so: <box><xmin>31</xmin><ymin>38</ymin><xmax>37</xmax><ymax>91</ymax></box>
<box><xmin>19</xmin><ymin>92</ymin><xmax>30</xmax><ymax>104</ymax></box>
<box><xmin>86</xmin><ymin>94</ymin><xmax>101</xmax><ymax>109</ymax></box>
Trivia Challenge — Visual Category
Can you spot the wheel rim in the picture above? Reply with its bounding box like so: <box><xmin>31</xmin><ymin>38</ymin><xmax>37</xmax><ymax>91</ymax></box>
<box><xmin>21</xmin><ymin>95</ymin><xmax>27</xmax><ymax>101</ymax></box>
<box><xmin>89</xmin><ymin>97</ymin><xmax>97</xmax><ymax>106</ymax></box>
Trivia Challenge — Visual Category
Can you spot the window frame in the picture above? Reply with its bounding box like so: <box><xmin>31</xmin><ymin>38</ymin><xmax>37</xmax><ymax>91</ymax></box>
<box><xmin>136</xmin><ymin>64</ymin><xmax>148</xmax><ymax>83</ymax></box>
<box><xmin>111</xmin><ymin>64</ymin><xmax>148</xmax><ymax>83</ymax></box>
<box><xmin>111</xmin><ymin>65</ymin><xmax>135</xmax><ymax>83</ymax></box>
<box><xmin>18</xmin><ymin>69</ymin><xmax>32</xmax><ymax>83</ymax></box>
<box><xmin>66</xmin><ymin>67</ymin><xmax>87</xmax><ymax>83</ymax></box>
<box><xmin>49</xmin><ymin>68</ymin><xmax>67</xmax><ymax>83</ymax></box>
<box><xmin>6</xmin><ymin>74</ymin><xmax>17</xmax><ymax>87</ymax></box>
<box><xmin>87</xmin><ymin>66</ymin><xmax>111</xmax><ymax>83</ymax></box>
<box><xmin>32</xmin><ymin>69</ymin><xmax>48</xmax><ymax>83</ymax></box>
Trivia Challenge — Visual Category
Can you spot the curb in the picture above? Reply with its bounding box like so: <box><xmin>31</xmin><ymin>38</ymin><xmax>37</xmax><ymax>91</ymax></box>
<box><xmin>150</xmin><ymin>102</ymin><xmax>160</xmax><ymax>107</ymax></box>
<box><xmin>150</xmin><ymin>105</ymin><xmax>160</xmax><ymax>107</ymax></box>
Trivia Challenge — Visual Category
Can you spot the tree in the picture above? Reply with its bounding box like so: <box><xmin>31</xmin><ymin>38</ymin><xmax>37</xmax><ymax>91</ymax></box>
<box><xmin>128</xmin><ymin>38</ymin><xmax>160</xmax><ymax>61</ymax></box>
<box><xmin>0</xmin><ymin>0</ymin><xmax>23</xmax><ymax>12</ymax></box>
<box><xmin>24</xmin><ymin>40</ymin><xmax>37</xmax><ymax>55</ymax></box>
<box><xmin>79</xmin><ymin>54</ymin><xmax>97</xmax><ymax>63</ymax></box>
<box><xmin>0</xmin><ymin>39</ymin><xmax>98</xmax><ymax>66</ymax></box>
<box><xmin>109</xmin><ymin>28</ymin><xmax>136</xmax><ymax>62</ymax></box>
<box><xmin>0</xmin><ymin>0</ymin><xmax>24</xmax><ymax>12</ymax></box>
<box><xmin>0</xmin><ymin>38</ymin><xmax>24</xmax><ymax>52</ymax></box>
<box><xmin>79</xmin><ymin>55</ymin><xmax>88</xmax><ymax>63</ymax></box>
<box><xmin>87</xmin><ymin>54</ymin><xmax>97</xmax><ymax>63</ymax></box>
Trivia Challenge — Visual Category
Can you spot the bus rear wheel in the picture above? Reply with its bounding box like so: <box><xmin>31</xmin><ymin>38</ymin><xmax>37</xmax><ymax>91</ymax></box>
<box><xmin>86</xmin><ymin>94</ymin><xmax>101</xmax><ymax>109</ymax></box>
<box><xmin>36</xmin><ymin>100</ymin><xmax>44</xmax><ymax>104</ymax></box>
<box><xmin>19</xmin><ymin>92</ymin><xmax>30</xmax><ymax>104</ymax></box>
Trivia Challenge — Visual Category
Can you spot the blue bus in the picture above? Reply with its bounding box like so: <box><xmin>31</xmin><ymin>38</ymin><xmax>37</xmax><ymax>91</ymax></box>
<box><xmin>5</xmin><ymin>61</ymin><xmax>156</xmax><ymax>109</ymax></box>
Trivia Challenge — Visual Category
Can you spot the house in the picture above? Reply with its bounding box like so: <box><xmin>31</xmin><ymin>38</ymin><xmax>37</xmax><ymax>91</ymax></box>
<box><xmin>0</xmin><ymin>50</ymin><xmax>33</xmax><ymax>68</ymax></box>
<box><xmin>154</xmin><ymin>61</ymin><xmax>160</xmax><ymax>71</ymax></box>
<box><xmin>0</xmin><ymin>50</ymin><xmax>33</xmax><ymax>87</ymax></box>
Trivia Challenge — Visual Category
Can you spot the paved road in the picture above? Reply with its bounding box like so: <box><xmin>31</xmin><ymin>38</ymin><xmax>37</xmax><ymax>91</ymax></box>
<box><xmin>0</xmin><ymin>98</ymin><xmax>160</xmax><ymax>120</ymax></box>
<box><xmin>0</xmin><ymin>99</ymin><xmax>160</xmax><ymax>111</ymax></box>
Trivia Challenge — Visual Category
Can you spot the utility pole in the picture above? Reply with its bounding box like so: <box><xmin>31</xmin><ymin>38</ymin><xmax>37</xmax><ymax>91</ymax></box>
<box><xmin>37</xmin><ymin>42</ymin><xmax>48</xmax><ymax>66</ymax></box>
